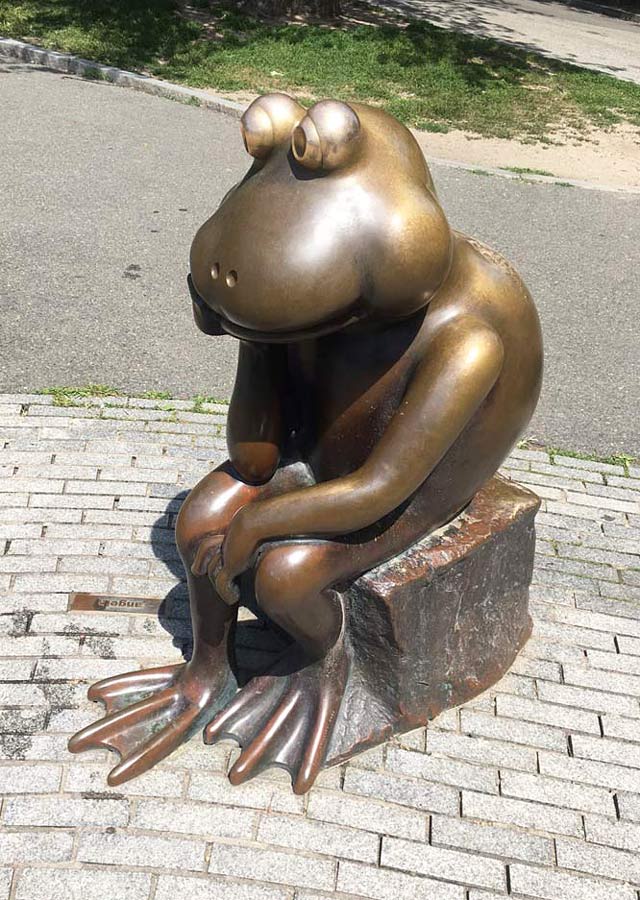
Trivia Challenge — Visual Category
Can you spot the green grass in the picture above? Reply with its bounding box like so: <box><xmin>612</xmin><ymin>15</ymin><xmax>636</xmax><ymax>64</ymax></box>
<box><xmin>37</xmin><ymin>384</ymin><xmax>227</xmax><ymax>414</ymax></box>
<box><xmin>38</xmin><ymin>384</ymin><xmax>121</xmax><ymax>406</ymax></box>
<box><xmin>502</xmin><ymin>166</ymin><xmax>556</xmax><ymax>177</ymax></box>
<box><xmin>519</xmin><ymin>439</ymin><xmax>637</xmax><ymax>475</ymax></box>
<box><xmin>192</xmin><ymin>393</ymin><xmax>226</xmax><ymax>413</ymax></box>
<box><xmin>141</xmin><ymin>390</ymin><xmax>173</xmax><ymax>400</ymax></box>
<box><xmin>2</xmin><ymin>1</ymin><xmax>640</xmax><ymax>139</ymax></box>
<box><xmin>550</xmin><ymin>447</ymin><xmax>637</xmax><ymax>475</ymax></box>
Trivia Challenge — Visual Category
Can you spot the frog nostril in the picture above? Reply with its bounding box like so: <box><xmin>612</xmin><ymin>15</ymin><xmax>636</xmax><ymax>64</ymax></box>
<box><xmin>211</xmin><ymin>263</ymin><xmax>220</xmax><ymax>280</ymax></box>
<box><xmin>226</xmin><ymin>270</ymin><xmax>238</xmax><ymax>288</ymax></box>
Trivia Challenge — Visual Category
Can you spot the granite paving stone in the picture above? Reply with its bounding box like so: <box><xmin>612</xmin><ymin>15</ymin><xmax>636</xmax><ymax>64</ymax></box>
<box><xmin>0</xmin><ymin>395</ymin><xmax>639</xmax><ymax>897</ymax></box>
<box><xmin>14</xmin><ymin>868</ymin><xmax>152</xmax><ymax>900</ymax></box>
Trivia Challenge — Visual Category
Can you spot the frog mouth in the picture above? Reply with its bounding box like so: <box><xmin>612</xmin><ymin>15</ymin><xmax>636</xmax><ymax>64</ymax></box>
<box><xmin>188</xmin><ymin>274</ymin><xmax>363</xmax><ymax>343</ymax></box>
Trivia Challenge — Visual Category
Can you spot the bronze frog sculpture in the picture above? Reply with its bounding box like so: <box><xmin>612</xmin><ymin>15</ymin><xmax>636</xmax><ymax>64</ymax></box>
<box><xmin>70</xmin><ymin>94</ymin><xmax>542</xmax><ymax>793</ymax></box>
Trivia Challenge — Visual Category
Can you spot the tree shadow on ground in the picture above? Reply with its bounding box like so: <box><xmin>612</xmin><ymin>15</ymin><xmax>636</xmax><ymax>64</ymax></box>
<box><xmin>151</xmin><ymin>489</ymin><xmax>291</xmax><ymax>688</ymax></box>
<box><xmin>0</xmin><ymin>0</ymin><xmax>200</xmax><ymax>71</ymax></box>
<box><xmin>356</xmin><ymin>0</ymin><xmax>633</xmax><ymax>75</ymax></box>
<box><xmin>3</xmin><ymin>0</ymin><xmax>621</xmax><ymax>85</ymax></box>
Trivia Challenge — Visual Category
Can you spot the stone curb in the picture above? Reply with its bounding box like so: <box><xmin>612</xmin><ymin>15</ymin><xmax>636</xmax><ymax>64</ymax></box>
<box><xmin>0</xmin><ymin>37</ymin><xmax>245</xmax><ymax>120</ymax></box>
<box><xmin>2</xmin><ymin>36</ymin><xmax>638</xmax><ymax>196</ymax></box>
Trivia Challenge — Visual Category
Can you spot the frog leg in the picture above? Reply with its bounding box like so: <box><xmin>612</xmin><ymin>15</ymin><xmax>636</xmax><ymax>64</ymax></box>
<box><xmin>205</xmin><ymin>540</ymin><xmax>348</xmax><ymax>795</ymax></box>
<box><xmin>68</xmin><ymin>468</ymin><xmax>284</xmax><ymax>784</ymax></box>
<box><xmin>68</xmin><ymin>338</ymin><xmax>298</xmax><ymax>782</ymax></box>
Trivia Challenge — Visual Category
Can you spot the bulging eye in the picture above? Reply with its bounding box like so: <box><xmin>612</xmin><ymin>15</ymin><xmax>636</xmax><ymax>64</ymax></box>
<box><xmin>241</xmin><ymin>93</ymin><xmax>305</xmax><ymax>160</ymax></box>
<box><xmin>292</xmin><ymin>100</ymin><xmax>361</xmax><ymax>172</ymax></box>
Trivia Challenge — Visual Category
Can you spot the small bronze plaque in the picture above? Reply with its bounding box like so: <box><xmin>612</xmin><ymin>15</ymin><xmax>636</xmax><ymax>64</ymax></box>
<box><xmin>69</xmin><ymin>592</ymin><xmax>162</xmax><ymax>615</ymax></box>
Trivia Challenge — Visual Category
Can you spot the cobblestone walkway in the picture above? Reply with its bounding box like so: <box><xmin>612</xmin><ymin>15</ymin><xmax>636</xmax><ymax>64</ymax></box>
<box><xmin>1</xmin><ymin>394</ymin><xmax>640</xmax><ymax>900</ymax></box>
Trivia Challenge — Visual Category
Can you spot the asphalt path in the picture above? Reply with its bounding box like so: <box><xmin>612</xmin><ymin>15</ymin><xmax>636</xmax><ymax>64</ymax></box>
<box><xmin>1</xmin><ymin>62</ymin><xmax>639</xmax><ymax>455</ymax></box>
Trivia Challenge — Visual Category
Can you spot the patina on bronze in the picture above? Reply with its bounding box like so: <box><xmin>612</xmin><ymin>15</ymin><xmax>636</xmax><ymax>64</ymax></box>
<box><xmin>69</xmin><ymin>94</ymin><xmax>543</xmax><ymax>793</ymax></box>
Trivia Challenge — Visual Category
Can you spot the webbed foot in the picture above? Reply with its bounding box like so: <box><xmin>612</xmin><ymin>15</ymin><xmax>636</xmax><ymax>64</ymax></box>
<box><xmin>204</xmin><ymin>637</ymin><xmax>349</xmax><ymax>794</ymax></box>
<box><xmin>68</xmin><ymin>661</ymin><xmax>236</xmax><ymax>785</ymax></box>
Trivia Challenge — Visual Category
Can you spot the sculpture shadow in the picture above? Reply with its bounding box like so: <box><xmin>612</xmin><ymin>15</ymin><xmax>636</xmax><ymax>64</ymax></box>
<box><xmin>151</xmin><ymin>490</ymin><xmax>291</xmax><ymax>687</ymax></box>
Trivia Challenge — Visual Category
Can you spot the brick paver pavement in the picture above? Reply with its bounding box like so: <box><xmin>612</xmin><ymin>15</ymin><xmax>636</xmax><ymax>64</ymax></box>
<box><xmin>1</xmin><ymin>394</ymin><xmax>639</xmax><ymax>900</ymax></box>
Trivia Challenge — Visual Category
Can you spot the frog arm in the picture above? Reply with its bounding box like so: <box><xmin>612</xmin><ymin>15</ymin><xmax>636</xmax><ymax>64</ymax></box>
<box><xmin>245</xmin><ymin>317</ymin><xmax>504</xmax><ymax>539</ymax></box>
<box><xmin>227</xmin><ymin>341</ymin><xmax>288</xmax><ymax>484</ymax></box>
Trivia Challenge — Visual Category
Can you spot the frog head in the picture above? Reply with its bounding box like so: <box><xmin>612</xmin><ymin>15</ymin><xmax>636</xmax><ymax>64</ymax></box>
<box><xmin>189</xmin><ymin>93</ymin><xmax>452</xmax><ymax>342</ymax></box>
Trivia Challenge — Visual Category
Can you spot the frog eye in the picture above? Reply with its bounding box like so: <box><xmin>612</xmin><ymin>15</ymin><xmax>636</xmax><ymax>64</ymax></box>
<box><xmin>241</xmin><ymin>93</ymin><xmax>305</xmax><ymax>160</ymax></box>
<box><xmin>292</xmin><ymin>100</ymin><xmax>361</xmax><ymax>172</ymax></box>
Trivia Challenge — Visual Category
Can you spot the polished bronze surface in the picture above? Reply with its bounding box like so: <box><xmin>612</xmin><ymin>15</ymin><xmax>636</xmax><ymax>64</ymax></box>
<box><xmin>69</xmin><ymin>592</ymin><xmax>163</xmax><ymax>614</ymax></box>
<box><xmin>69</xmin><ymin>94</ymin><xmax>543</xmax><ymax>793</ymax></box>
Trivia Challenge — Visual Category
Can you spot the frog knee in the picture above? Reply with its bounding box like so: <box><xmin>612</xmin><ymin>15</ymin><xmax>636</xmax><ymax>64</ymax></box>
<box><xmin>175</xmin><ymin>469</ymin><xmax>250</xmax><ymax>563</ymax></box>
<box><xmin>175</xmin><ymin>490</ymin><xmax>206</xmax><ymax>562</ymax></box>
<box><xmin>254</xmin><ymin>544</ymin><xmax>319</xmax><ymax>621</ymax></box>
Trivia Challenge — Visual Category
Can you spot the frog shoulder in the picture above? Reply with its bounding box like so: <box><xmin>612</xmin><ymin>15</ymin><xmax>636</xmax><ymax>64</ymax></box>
<box><xmin>454</xmin><ymin>232</ymin><xmax>516</xmax><ymax>276</ymax></box>
<box><xmin>452</xmin><ymin>231</ymin><xmax>531</xmax><ymax>305</ymax></box>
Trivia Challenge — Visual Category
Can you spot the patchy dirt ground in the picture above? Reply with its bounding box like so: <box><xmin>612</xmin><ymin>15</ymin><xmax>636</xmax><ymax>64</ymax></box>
<box><xmin>414</xmin><ymin>122</ymin><xmax>640</xmax><ymax>192</ymax></box>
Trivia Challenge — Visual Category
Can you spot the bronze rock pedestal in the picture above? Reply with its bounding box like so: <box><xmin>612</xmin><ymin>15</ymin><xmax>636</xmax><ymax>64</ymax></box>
<box><xmin>325</xmin><ymin>476</ymin><xmax>539</xmax><ymax>765</ymax></box>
